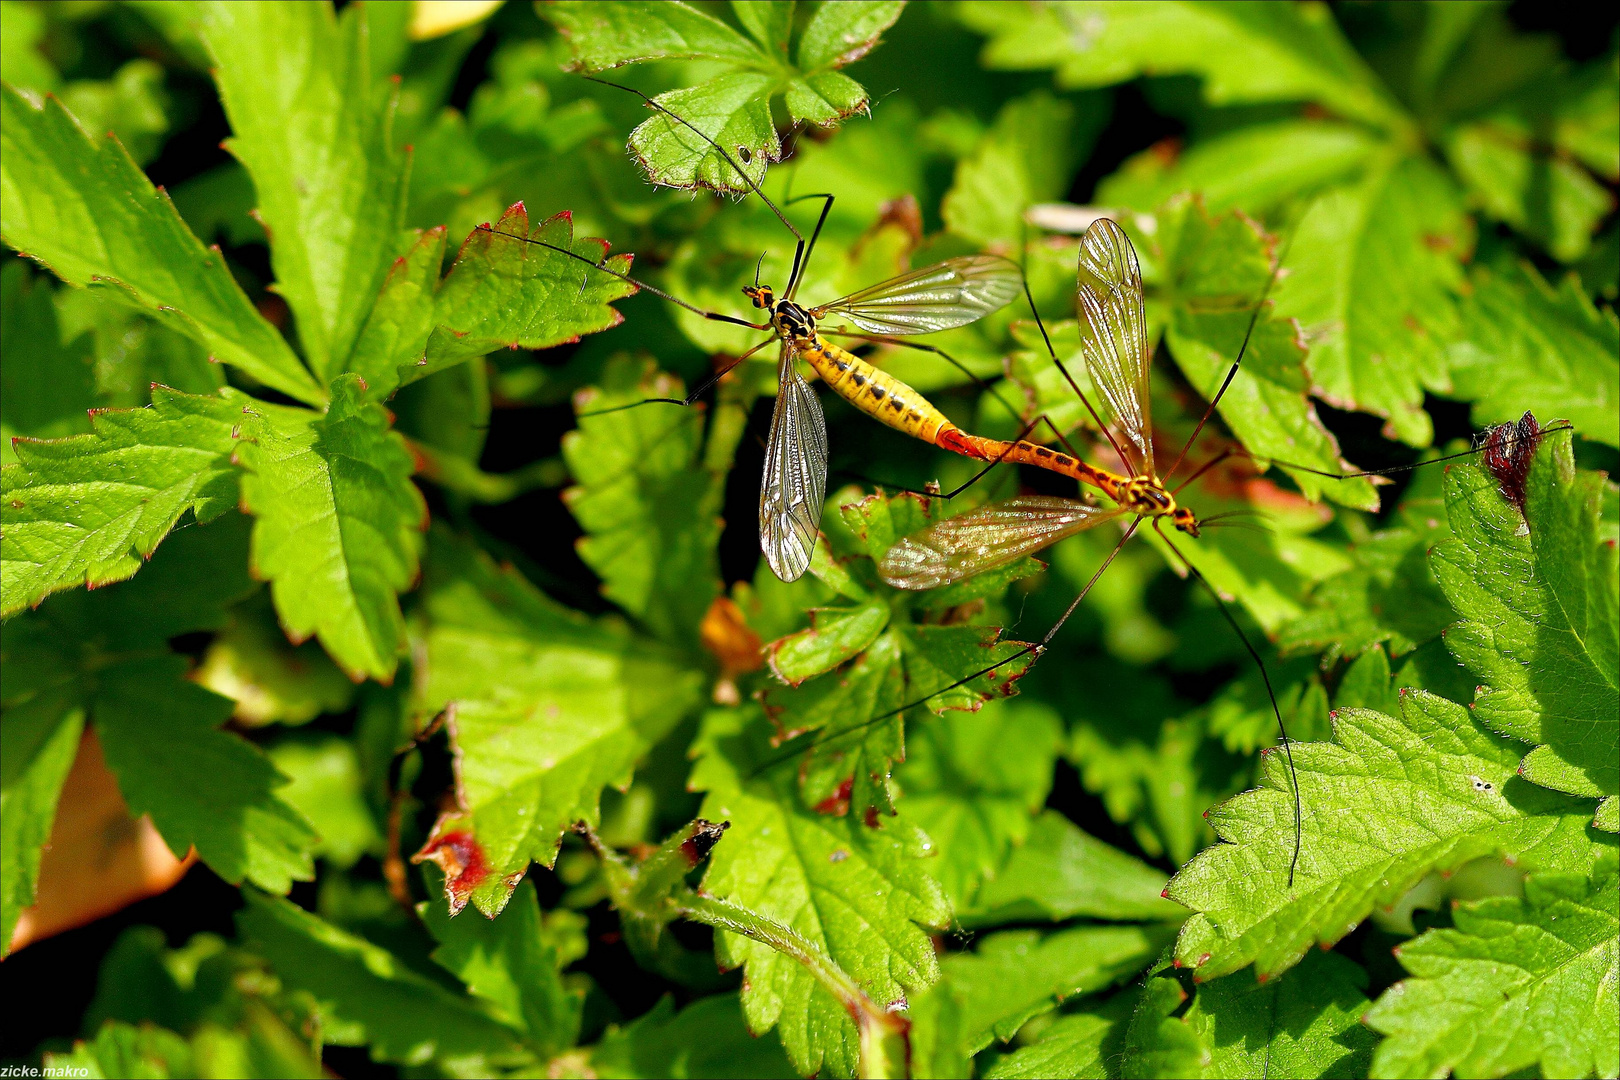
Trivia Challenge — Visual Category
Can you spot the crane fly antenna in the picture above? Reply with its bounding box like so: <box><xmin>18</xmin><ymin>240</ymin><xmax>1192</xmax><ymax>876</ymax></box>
<box><xmin>754</xmin><ymin>250</ymin><xmax>767</xmax><ymax>287</ymax></box>
<box><xmin>1156</xmin><ymin>520</ymin><xmax>1301</xmax><ymax>887</ymax></box>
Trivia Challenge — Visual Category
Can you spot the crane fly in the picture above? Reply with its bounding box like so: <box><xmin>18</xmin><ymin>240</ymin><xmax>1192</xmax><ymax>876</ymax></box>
<box><xmin>469</xmin><ymin>78</ymin><xmax>1021</xmax><ymax>583</ymax></box>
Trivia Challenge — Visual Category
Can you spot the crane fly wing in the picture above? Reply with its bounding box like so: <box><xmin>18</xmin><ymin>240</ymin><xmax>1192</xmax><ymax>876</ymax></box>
<box><xmin>760</xmin><ymin>343</ymin><xmax>828</xmax><ymax>582</ymax></box>
<box><xmin>1077</xmin><ymin>218</ymin><xmax>1153</xmax><ymax>477</ymax></box>
<box><xmin>814</xmin><ymin>255</ymin><xmax>1022</xmax><ymax>336</ymax></box>
<box><xmin>879</xmin><ymin>495</ymin><xmax>1123</xmax><ymax>590</ymax></box>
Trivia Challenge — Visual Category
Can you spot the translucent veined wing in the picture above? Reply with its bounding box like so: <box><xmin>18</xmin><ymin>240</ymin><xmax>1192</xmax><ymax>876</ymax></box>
<box><xmin>879</xmin><ymin>495</ymin><xmax>1123</xmax><ymax>591</ymax></box>
<box><xmin>813</xmin><ymin>255</ymin><xmax>1022</xmax><ymax>336</ymax></box>
<box><xmin>760</xmin><ymin>342</ymin><xmax>828</xmax><ymax>582</ymax></box>
<box><xmin>1077</xmin><ymin>218</ymin><xmax>1153</xmax><ymax>477</ymax></box>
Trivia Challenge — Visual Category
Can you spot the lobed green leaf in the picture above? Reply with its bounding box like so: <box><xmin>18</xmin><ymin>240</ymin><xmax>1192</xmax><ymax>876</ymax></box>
<box><xmin>1432</xmin><ymin>428</ymin><xmax>1619</xmax><ymax>816</ymax></box>
<box><xmin>1</xmin><ymin>385</ymin><xmax>245</xmax><ymax>618</ymax></box>
<box><xmin>236</xmin><ymin>374</ymin><xmax>425</xmax><ymax>682</ymax></box>
<box><xmin>411</xmin><ymin>529</ymin><xmax>702</xmax><ymax>915</ymax></box>
<box><xmin>1364</xmin><ymin>859</ymin><xmax>1619</xmax><ymax>1080</ymax></box>
<box><xmin>0</xmin><ymin>84</ymin><xmax>324</xmax><ymax>405</ymax></box>
<box><xmin>1165</xmin><ymin>690</ymin><xmax>1612</xmax><ymax>982</ymax></box>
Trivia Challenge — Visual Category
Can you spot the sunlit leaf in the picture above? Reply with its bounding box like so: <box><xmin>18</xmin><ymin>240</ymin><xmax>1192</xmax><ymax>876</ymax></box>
<box><xmin>1</xmin><ymin>386</ymin><xmax>244</xmax><ymax>618</ymax></box>
<box><xmin>1364</xmin><ymin>858</ymin><xmax>1619</xmax><ymax>1080</ymax></box>
<box><xmin>1273</xmin><ymin>155</ymin><xmax>1472</xmax><ymax>446</ymax></box>
<box><xmin>1165</xmin><ymin>690</ymin><xmax>1611</xmax><ymax>983</ymax></box>
<box><xmin>544</xmin><ymin>0</ymin><xmax>904</xmax><ymax>191</ymax></box>
<box><xmin>959</xmin><ymin>1</ymin><xmax>1408</xmax><ymax>132</ymax></box>
<box><xmin>690</xmin><ymin>704</ymin><xmax>951</xmax><ymax>1078</ymax></box>
<box><xmin>0</xmin><ymin>85</ymin><xmax>324</xmax><ymax>405</ymax></box>
<box><xmin>1432</xmin><ymin>428</ymin><xmax>1618</xmax><ymax>820</ymax></box>
<box><xmin>1447</xmin><ymin>261</ymin><xmax>1620</xmax><ymax>448</ymax></box>
<box><xmin>236</xmin><ymin>375</ymin><xmax>426</xmax><ymax>682</ymax></box>
<box><xmin>411</xmin><ymin>530</ymin><xmax>702</xmax><ymax>916</ymax></box>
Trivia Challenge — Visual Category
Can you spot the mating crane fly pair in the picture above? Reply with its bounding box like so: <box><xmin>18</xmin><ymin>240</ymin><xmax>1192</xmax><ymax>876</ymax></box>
<box><xmin>473</xmin><ymin>78</ymin><xmax>1556</xmax><ymax>888</ymax></box>
<box><xmin>473</xmin><ymin>77</ymin><xmax>1308</xmax><ymax>878</ymax></box>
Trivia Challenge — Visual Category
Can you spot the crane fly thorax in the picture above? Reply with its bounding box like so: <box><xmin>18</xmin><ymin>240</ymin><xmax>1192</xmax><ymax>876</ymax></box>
<box><xmin>770</xmin><ymin>300</ymin><xmax>817</xmax><ymax>344</ymax></box>
<box><xmin>1113</xmin><ymin>476</ymin><xmax>1196</xmax><ymax>534</ymax></box>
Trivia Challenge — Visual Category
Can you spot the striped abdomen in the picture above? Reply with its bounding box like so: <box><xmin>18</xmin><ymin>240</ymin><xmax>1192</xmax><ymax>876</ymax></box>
<box><xmin>796</xmin><ymin>338</ymin><xmax>954</xmax><ymax>445</ymax></box>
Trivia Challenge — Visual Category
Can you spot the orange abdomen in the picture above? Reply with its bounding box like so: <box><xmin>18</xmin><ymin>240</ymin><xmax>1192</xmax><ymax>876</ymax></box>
<box><xmin>937</xmin><ymin>429</ymin><xmax>1123</xmax><ymax>498</ymax></box>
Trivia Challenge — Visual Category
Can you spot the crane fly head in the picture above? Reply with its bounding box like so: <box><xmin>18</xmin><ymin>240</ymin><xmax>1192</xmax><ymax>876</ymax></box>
<box><xmin>742</xmin><ymin>284</ymin><xmax>775</xmax><ymax>310</ymax></box>
<box><xmin>1171</xmin><ymin>505</ymin><xmax>1200</xmax><ymax>537</ymax></box>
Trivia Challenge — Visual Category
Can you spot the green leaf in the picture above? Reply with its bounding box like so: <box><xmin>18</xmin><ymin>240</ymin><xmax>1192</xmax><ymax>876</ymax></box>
<box><xmin>97</xmin><ymin>656</ymin><xmax>318</xmax><ymax>893</ymax></box>
<box><xmin>959</xmin><ymin>0</ymin><xmax>1408</xmax><ymax>132</ymax></box>
<box><xmin>980</xmin><ymin>997</ymin><xmax>1131</xmax><ymax>1080</ymax></box>
<box><xmin>1278</xmin><ymin>464</ymin><xmax>1455</xmax><ymax>658</ymax></box>
<box><xmin>1097</xmin><ymin>120</ymin><xmax>1380</xmax><ymax>217</ymax></box>
<box><xmin>1442</xmin><ymin>54</ymin><xmax>1620</xmax><ymax>262</ymax></box>
<box><xmin>1</xmin><ymin>248</ymin><xmax>95</xmax><ymax>466</ymax></box>
<box><xmin>411</xmin><ymin>529</ymin><xmax>702</xmax><ymax>915</ymax></box>
<box><xmin>1364</xmin><ymin>860</ymin><xmax>1619</xmax><ymax>1080</ymax></box>
<box><xmin>548</xmin><ymin>1</ymin><xmax>769</xmax><ymax>70</ymax></box>
<box><xmin>238</xmin><ymin>891</ymin><xmax>530</xmax><ymax>1070</ymax></box>
<box><xmin>1</xmin><ymin>385</ymin><xmax>245</xmax><ymax>618</ymax></box>
<box><xmin>423</xmin><ymin>205</ymin><xmax>639</xmax><ymax>374</ymax></box>
<box><xmin>926</xmin><ymin>925</ymin><xmax>1172</xmax><ymax>1060</ymax></box>
<box><xmin>0</xmin><ymin>693</ymin><xmax>83</xmax><ymax>956</ymax></box>
<box><xmin>897</xmin><ymin>701</ymin><xmax>1061</xmax><ymax>909</ymax></box>
<box><xmin>1119</xmin><ymin>966</ymin><xmax>1208</xmax><ymax>1079</ymax></box>
<box><xmin>1151</xmin><ymin>199</ymin><xmax>1381</xmax><ymax>509</ymax></box>
<box><xmin>545</xmin><ymin>0</ymin><xmax>904</xmax><ymax>191</ymax></box>
<box><xmin>563</xmin><ymin>356</ymin><xmax>724</xmax><ymax>644</ymax></box>
<box><xmin>1181</xmin><ymin>950</ymin><xmax>1377</xmax><ymax>1079</ymax></box>
<box><xmin>689</xmin><ymin>705</ymin><xmax>951</xmax><ymax>1078</ymax></box>
<box><xmin>1</xmin><ymin>0</ymin><xmax>57</xmax><ymax>91</ymax></box>
<box><xmin>3</xmin><ymin>514</ymin><xmax>320</xmax><ymax>896</ymax></box>
<box><xmin>422</xmin><ymin>876</ymin><xmax>583</xmax><ymax>1058</ymax></box>
<box><xmin>237</xmin><ymin>374</ymin><xmax>426</xmax><ymax>682</ymax></box>
<box><xmin>194</xmin><ymin>594</ymin><xmax>357</xmax><ymax>727</ymax></box>
<box><xmin>961</xmin><ymin>810</ymin><xmax>1185</xmax><ymax>927</ymax></box>
<box><xmin>942</xmin><ymin>91</ymin><xmax>1089</xmax><ymax>247</ymax></box>
<box><xmin>1432</xmin><ymin>428</ymin><xmax>1619</xmax><ymax>812</ymax></box>
<box><xmin>54</xmin><ymin>287</ymin><xmax>225</xmax><ymax>408</ymax></box>
<box><xmin>766</xmin><ymin>600</ymin><xmax>891</xmax><ymax>685</ymax></box>
<box><xmin>589</xmin><ymin>993</ymin><xmax>799</xmax><ymax>1079</ymax></box>
<box><xmin>266</xmin><ymin>735</ymin><xmax>381</xmax><ymax>869</ymax></box>
<box><xmin>1272</xmin><ymin>155</ymin><xmax>1471</xmax><ymax>446</ymax></box>
<box><xmin>200</xmin><ymin>1</ymin><xmax>410</xmax><ymax>381</ymax></box>
<box><xmin>0</xmin><ymin>84</ymin><xmax>324</xmax><ymax>405</ymax></box>
<box><xmin>45</xmin><ymin>1020</ymin><xmax>196</xmax><ymax>1079</ymax></box>
<box><xmin>57</xmin><ymin>59</ymin><xmax>171</xmax><ymax>168</ymax></box>
<box><xmin>1447</xmin><ymin>262</ymin><xmax>1620</xmax><ymax>448</ymax></box>
<box><xmin>1164</xmin><ymin>690</ymin><xmax>1612</xmax><ymax>983</ymax></box>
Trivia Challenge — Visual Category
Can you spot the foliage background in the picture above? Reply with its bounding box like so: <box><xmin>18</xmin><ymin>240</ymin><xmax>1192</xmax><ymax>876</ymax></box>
<box><xmin>1</xmin><ymin>1</ymin><xmax>1617</xmax><ymax>1078</ymax></box>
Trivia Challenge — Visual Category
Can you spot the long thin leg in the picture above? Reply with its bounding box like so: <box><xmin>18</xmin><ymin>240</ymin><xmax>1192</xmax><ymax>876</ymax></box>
<box><xmin>1164</xmin><ymin>223</ymin><xmax>1298</xmax><ymax>483</ymax></box>
<box><xmin>1192</xmin><ymin>420</ymin><xmax>1574</xmax><ymax>494</ymax></box>
<box><xmin>753</xmin><ymin>516</ymin><xmax>1144</xmax><ymax>777</ymax></box>
<box><xmin>1157</xmin><ymin>522</ymin><xmax>1302</xmax><ymax>888</ymax></box>
<box><xmin>576</xmin><ymin>334</ymin><xmax>777</xmax><ymax>418</ymax></box>
<box><xmin>475</xmin><ymin>225</ymin><xmax>768</xmax><ymax>333</ymax></box>
<box><xmin>584</xmin><ymin>77</ymin><xmax>804</xmax><ymax>245</ymax></box>
<box><xmin>1019</xmin><ymin>278</ymin><xmax>1135</xmax><ymax>471</ymax></box>
<box><xmin>784</xmin><ymin>193</ymin><xmax>835</xmax><ymax>301</ymax></box>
